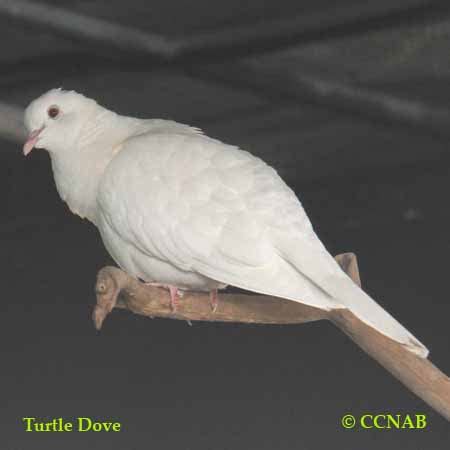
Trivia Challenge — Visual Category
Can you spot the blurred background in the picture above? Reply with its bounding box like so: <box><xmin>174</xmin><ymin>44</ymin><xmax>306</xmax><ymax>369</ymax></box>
<box><xmin>1</xmin><ymin>0</ymin><xmax>449</xmax><ymax>448</ymax></box>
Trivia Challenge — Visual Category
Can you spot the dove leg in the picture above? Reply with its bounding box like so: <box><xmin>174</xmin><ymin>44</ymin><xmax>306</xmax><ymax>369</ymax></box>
<box><xmin>168</xmin><ymin>285</ymin><xmax>181</xmax><ymax>312</ymax></box>
<box><xmin>144</xmin><ymin>282</ymin><xmax>182</xmax><ymax>311</ymax></box>
<box><xmin>210</xmin><ymin>289</ymin><xmax>219</xmax><ymax>313</ymax></box>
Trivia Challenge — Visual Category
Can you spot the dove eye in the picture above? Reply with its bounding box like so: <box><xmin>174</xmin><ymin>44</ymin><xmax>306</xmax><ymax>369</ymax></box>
<box><xmin>47</xmin><ymin>105</ymin><xmax>60</xmax><ymax>119</ymax></box>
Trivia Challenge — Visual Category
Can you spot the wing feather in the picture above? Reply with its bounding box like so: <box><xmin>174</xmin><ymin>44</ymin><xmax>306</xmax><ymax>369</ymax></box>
<box><xmin>97</xmin><ymin>129</ymin><xmax>427</xmax><ymax>356</ymax></box>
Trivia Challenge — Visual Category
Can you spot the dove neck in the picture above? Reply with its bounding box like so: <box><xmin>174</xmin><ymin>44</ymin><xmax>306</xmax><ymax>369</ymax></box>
<box><xmin>50</xmin><ymin>109</ymin><xmax>140</xmax><ymax>224</ymax></box>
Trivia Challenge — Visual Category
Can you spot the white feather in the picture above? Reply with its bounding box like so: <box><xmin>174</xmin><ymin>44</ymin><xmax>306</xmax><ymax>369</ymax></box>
<box><xmin>23</xmin><ymin>89</ymin><xmax>429</xmax><ymax>358</ymax></box>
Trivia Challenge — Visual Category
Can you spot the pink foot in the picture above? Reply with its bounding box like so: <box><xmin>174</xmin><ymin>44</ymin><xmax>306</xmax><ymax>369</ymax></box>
<box><xmin>169</xmin><ymin>285</ymin><xmax>180</xmax><ymax>312</ymax></box>
<box><xmin>210</xmin><ymin>289</ymin><xmax>219</xmax><ymax>313</ymax></box>
<box><xmin>144</xmin><ymin>282</ymin><xmax>181</xmax><ymax>312</ymax></box>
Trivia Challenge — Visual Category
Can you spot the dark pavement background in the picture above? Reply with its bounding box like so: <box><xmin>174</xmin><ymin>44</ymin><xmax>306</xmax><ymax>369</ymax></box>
<box><xmin>1</xmin><ymin>0</ymin><xmax>450</xmax><ymax>448</ymax></box>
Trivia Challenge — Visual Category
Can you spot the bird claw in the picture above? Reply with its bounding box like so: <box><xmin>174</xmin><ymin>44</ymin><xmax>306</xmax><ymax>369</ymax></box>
<box><xmin>145</xmin><ymin>282</ymin><xmax>181</xmax><ymax>312</ymax></box>
<box><xmin>210</xmin><ymin>289</ymin><xmax>219</xmax><ymax>313</ymax></box>
<box><xmin>145</xmin><ymin>282</ymin><xmax>216</xmax><ymax>314</ymax></box>
<box><xmin>169</xmin><ymin>285</ymin><xmax>180</xmax><ymax>312</ymax></box>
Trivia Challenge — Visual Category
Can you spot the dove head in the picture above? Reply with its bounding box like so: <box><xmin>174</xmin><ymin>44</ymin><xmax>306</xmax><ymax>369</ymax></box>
<box><xmin>23</xmin><ymin>88</ymin><xmax>99</xmax><ymax>156</ymax></box>
<box><xmin>23</xmin><ymin>88</ymin><xmax>124</xmax><ymax>222</ymax></box>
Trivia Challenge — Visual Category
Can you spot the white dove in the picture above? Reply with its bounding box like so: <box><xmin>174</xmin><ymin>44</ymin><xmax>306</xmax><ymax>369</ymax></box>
<box><xmin>23</xmin><ymin>88</ymin><xmax>428</xmax><ymax>357</ymax></box>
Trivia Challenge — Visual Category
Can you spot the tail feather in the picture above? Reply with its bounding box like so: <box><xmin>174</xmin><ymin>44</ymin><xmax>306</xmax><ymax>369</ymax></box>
<box><xmin>326</xmin><ymin>272</ymin><xmax>428</xmax><ymax>358</ymax></box>
<box><xmin>276</xmin><ymin>233</ymin><xmax>429</xmax><ymax>358</ymax></box>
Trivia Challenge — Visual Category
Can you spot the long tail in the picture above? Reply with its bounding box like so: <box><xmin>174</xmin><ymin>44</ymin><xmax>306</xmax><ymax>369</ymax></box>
<box><xmin>276</xmin><ymin>233</ymin><xmax>429</xmax><ymax>358</ymax></box>
<box><xmin>324</xmin><ymin>267</ymin><xmax>428</xmax><ymax>357</ymax></box>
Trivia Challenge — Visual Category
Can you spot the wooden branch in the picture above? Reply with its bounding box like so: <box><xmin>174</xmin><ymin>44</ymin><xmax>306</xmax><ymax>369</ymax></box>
<box><xmin>93</xmin><ymin>253</ymin><xmax>450</xmax><ymax>421</ymax></box>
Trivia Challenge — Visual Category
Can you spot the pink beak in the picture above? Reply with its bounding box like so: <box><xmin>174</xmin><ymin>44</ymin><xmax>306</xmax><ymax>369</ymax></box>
<box><xmin>23</xmin><ymin>126</ymin><xmax>44</xmax><ymax>156</ymax></box>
